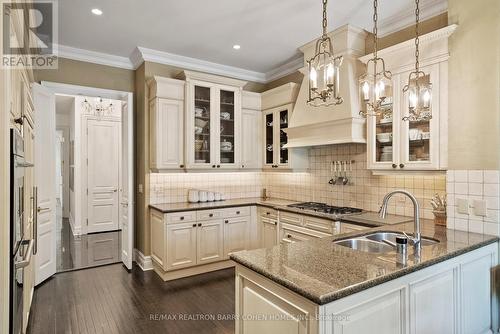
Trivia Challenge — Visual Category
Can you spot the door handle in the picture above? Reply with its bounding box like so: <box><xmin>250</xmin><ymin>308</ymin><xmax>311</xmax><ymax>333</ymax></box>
<box><xmin>33</xmin><ymin>187</ymin><xmax>38</xmax><ymax>255</ymax></box>
<box><xmin>15</xmin><ymin>239</ymin><xmax>34</xmax><ymax>269</ymax></box>
<box><xmin>37</xmin><ymin>206</ymin><xmax>50</xmax><ymax>213</ymax></box>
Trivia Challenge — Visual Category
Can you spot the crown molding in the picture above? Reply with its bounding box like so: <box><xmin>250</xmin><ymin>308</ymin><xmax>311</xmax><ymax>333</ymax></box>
<box><xmin>134</xmin><ymin>46</ymin><xmax>268</xmax><ymax>83</ymax></box>
<box><xmin>359</xmin><ymin>24</ymin><xmax>457</xmax><ymax>63</ymax></box>
<box><xmin>265</xmin><ymin>56</ymin><xmax>304</xmax><ymax>82</ymax></box>
<box><xmin>377</xmin><ymin>0</ymin><xmax>448</xmax><ymax>37</ymax></box>
<box><xmin>56</xmin><ymin>44</ymin><xmax>135</xmax><ymax>70</ymax></box>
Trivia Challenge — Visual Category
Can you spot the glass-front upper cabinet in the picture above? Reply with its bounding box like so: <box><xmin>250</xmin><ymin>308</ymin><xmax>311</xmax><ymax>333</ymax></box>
<box><xmin>186</xmin><ymin>79</ymin><xmax>242</xmax><ymax>169</ymax></box>
<box><xmin>217</xmin><ymin>88</ymin><xmax>240</xmax><ymax>168</ymax></box>
<box><xmin>263</xmin><ymin>105</ymin><xmax>293</xmax><ymax>169</ymax></box>
<box><xmin>192</xmin><ymin>84</ymin><xmax>213</xmax><ymax>167</ymax></box>
<box><xmin>367</xmin><ymin>63</ymin><xmax>442</xmax><ymax>171</ymax></box>
<box><xmin>367</xmin><ymin>91</ymin><xmax>399</xmax><ymax>170</ymax></box>
<box><xmin>400</xmin><ymin>64</ymin><xmax>440</xmax><ymax>170</ymax></box>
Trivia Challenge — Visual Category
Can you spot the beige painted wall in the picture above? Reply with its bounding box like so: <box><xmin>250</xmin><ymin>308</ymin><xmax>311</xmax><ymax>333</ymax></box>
<box><xmin>34</xmin><ymin>58</ymin><xmax>135</xmax><ymax>92</ymax></box>
<box><xmin>448</xmin><ymin>0</ymin><xmax>500</xmax><ymax>169</ymax></box>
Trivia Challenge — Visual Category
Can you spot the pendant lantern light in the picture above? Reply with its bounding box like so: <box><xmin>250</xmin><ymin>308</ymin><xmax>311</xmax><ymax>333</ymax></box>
<box><xmin>307</xmin><ymin>0</ymin><xmax>343</xmax><ymax>107</ymax></box>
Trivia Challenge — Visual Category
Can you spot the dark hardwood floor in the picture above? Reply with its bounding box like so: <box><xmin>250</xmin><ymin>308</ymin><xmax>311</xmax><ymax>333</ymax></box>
<box><xmin>27</xmin><ymin>264</ymin><xmax>236</xmax><ymax>334</ymax></box>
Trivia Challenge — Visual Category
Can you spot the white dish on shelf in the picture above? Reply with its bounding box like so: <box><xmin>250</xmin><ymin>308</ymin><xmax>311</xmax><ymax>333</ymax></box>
<box><xmin>195</xmin><ymin>159</ymin><xmax>207</xmax><ymax>163</ymax></box>
<box><xmin>379</xmin><ymin>118</ymin><xmax>393</xmax><ymax>124</ymax></box>
<box><xmin>195</xmin><ymin>118</ymin><xmax>207</xmax><ymax>128</ymax></box>
<box><xmin>376</xmin><ymin>132</ymin><xmax>392</xmax><ymax>143</ymax></box>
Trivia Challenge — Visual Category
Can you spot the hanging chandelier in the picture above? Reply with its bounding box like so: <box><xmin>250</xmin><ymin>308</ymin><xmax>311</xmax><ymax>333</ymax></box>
<box><xmin>359</xmin><ymin>0</ymin><xmax>392</xmax><ymax>117</ymax></box>
<box><xmin>81</xmin><ymin>97</ymin><xmax>114</xmax><ymax>118</ymax></box>
<box><xmin>402</xmin><ymin>0</ymin><xmax>432</xmax><ymax>121</ymax></box>
<box><xmin>307</xmin><ymin>0</ymin><xmax>343</xmax><ymax>107</ymax></box>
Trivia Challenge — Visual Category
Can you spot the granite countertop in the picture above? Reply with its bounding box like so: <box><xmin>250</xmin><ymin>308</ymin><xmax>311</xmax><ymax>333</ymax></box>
<box><xmin>149</xmin><ymin>198</ymin><xmax>412</xmax><ymax>227</ymax></box>
<box><xmin>230</xmin><ymin>221</ymin><xmax>499</xmax><ymax>305</ymax></box>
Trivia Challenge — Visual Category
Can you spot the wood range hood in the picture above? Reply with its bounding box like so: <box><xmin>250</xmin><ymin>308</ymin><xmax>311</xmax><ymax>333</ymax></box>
<box><xmin>284</xmin><ymin>25</ymin><xmax>367</xmax><ymax>148</ymax></box>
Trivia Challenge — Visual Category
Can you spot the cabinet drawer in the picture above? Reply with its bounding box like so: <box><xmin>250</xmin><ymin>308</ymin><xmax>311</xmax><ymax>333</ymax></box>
<box><xmin>303</xmin><ymin>216</ymin><xmax>334</xmax><ymax>234</ymax></box>
<box><xmin>222</xmin><ymin>206</ymin><xmax>250</xmax><ymax>218</ymax></box>
<box><xmin>166</xmin><ymin>211</ymin><xmax>196</xmax><ymax>224</ymax></box>
<box><xmin>197</xmin><ymin>209</ymin><xmax>224</xmax><ymax>221</ymax></box>
<box><xmin>280</xmin><ymin>223</ymin><xmax>330</xmax><ymax>244</ymax></box>
<box><xmin>340</xmin><ymin>222</ymin><xmax>368</xmax><ymax>234</ymax></box>
<box><xmin>259</xmin><ymin>207</ymin><xmax>278</xmax><ymax>220</ymax></box>
<box><xmin>279</xmin><ymin>211</ymin><xmax>303</xmax><ymax>227</ymax></box>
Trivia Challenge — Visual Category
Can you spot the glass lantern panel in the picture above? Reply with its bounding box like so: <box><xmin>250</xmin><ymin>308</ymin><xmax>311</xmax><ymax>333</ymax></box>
<box><xmin>406</xmin><ymin>74</ymin><xmax>431</xmax><ymax>162</ymax></box>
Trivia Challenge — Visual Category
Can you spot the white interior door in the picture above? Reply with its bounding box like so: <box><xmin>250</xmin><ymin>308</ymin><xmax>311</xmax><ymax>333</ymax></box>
<box><xmin>120</xmin><ymin>98</ymin><xmax>134</xmax><ymax>269</ymax></box>
<box><xmin>87</xmin><ymin>119</ymin><xmax>120</xmax><ymax>233</ymax></box>
<box><xmin>33</xmin><ymin>83</ymin><xmax>57</xmax><ymax>286</ymax></box>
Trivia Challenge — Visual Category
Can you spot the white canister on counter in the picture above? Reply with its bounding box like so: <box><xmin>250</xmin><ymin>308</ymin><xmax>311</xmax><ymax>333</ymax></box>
<box><xmin>207</xmin><ymin>191</ymin><xmax>215</xmax><ymax>202</ymax></box>
<box><xmin>214</xmin><ymin>192</ymin><xmax>221</xmax><ymax>201</ymax></box>
<box><xmin>199</xmin><ymin>191</ymin><xmax>208</xmax><ymax>202</ymax></box>
<box><xmin>188</xmin><ymin>189</ymin><xmax>199</xmax><ymax>203</ymax></box>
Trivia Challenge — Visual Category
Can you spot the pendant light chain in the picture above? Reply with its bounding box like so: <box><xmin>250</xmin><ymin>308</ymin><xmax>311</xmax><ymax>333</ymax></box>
<box><xmin>322</xmin><ymin>0</ymin><xmax>328</xmax><ymax>37</ymax></box>
<box><xmin>414</xmin><ymin>0</ymin><xmax>420</xmax><ymax>74</ymax></box>
<box><xmin>373</xmin><ymin>0</ymin><xmax>378</xmax><ymax>58</ymax></box>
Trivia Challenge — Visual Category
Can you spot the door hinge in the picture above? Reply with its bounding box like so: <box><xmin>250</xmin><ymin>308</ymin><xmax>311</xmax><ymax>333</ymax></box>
<box><xmin>86</xmin><ymin>219</ymin><xmax>88</xmax><ymax>226</ymax></box>
<box><xmin>86</xmin><ymin>188</ymin><xmax>88</xmax><ymax>195</ymax></box>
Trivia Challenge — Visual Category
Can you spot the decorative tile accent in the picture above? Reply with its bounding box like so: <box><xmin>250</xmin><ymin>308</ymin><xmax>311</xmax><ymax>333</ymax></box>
<box><xmin>446</xmin><ymin>169</ymin><xmax>500</xmax><ymax>236</ymax></box>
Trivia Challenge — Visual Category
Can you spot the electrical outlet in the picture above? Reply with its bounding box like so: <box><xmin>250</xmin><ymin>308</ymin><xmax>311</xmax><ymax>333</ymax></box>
<box><xmin>456</xmin><ymin>198</ymin><xmax>469</xmax><ymax>214</ymax></box>
<box><xmin>473</xmin><ymin>200</ymin><xmax>487</xmax><ymax>216</ymax></box>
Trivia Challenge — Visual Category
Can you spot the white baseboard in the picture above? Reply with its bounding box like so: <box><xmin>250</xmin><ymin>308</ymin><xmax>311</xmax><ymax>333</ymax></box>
<box><xmin>133</xmin><ymin>249</ymin><xmax>153</xmax><ymax>271</ymax></box>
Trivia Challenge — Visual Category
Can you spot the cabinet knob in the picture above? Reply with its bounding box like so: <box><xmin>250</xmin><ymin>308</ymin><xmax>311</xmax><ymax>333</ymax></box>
<box><xmin>217</xmin><ymin>165</ymin><xmax>220</xmax><ymax>168</ymax></box>
<box><xmin>241</xmin><ymin>165</ymin><xmax>245</xmax><ymax>168</ymax></box>
<box><xmin>399</xmin><ymin>163</ymin><xmax>405</xmax><ymax>169</ymax></box>
<box><xmin>209</xmin><ymin>213</ymin><xmax>213</xmax><ymax>217</ymax></box>
<box><xmin>392</xmin><ymin>164</ymin><xmax>397</xmax><ymax>169</ymax></box>
<box><xmin>192</xmin><ymin>224</ymin><xmax>197</xmax><ymax>227</ymax></box>
<box><xmin>224</xmin><ymin>220</ymin><xmax>229</xmax><ymax>224</ymax></box>
<box><xmin>198</xmin><ymin>223</ymin><xmax>202</xmax><ymax>227</ymax></box>
<box><xmin>266</xmin><ymin>212</ymin><xmax>270</xmax><ymax>215</ymax></box>
<box><xmin>236</xmin><ymin>211</ymin><xmax>240</xmax><ymax>215</ymax></box>
<box><xmin>179</xmin><ymin>164</ymin><xmax>184</xmax><ymax>168</ymax></box>
<box><xmin>180</xmin><ymin>216</ymin><xmax>184</xmax><ymax>220</ymax></box>
<box><xmin>212</xmin><ymin>165</ymin><xmax>216</xmax><ymax>168</ymax></box>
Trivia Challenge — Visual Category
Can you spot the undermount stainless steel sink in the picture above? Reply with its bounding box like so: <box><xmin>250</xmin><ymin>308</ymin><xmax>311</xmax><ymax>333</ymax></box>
<box><xmin>333</xmin><ymin>238</ymin><xmax>395</xmax><ymax>253</ymax></box>
<box><xmin>333</xmin><ymin>231</ymin><xmax>439</xmax><ymax>253</ymax></box>
<box><xmin>363</xmin><ymin>232</ymin><xmax>439</xmax><ymax>247</ymax></box>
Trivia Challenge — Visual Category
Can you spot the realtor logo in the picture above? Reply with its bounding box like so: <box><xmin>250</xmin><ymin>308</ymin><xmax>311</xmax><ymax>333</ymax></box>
<box><xmin>2</xmin><ymin>1</ymin><xmax>58</xmax><ymax>68</ymax></box>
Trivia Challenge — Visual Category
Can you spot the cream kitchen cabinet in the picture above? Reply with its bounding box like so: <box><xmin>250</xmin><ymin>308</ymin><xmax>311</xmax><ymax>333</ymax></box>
<box><xmin>241</xmin><ymin>91</ymin><xmax>262</xmax><ymax>169</ymax></box>
<box><xmin>166</xmin><ymin>222</ymin><xmax>198</xmax><ymax>270</ymax></box>
<box><xmin>261</xmin><ymin>83</ymin><xmax>308</xmax><ymax>171</ymax></box>
<box><xmin>223</xmin><ymin>217</ymin><xmax>249</xmax><ymax>258</ymax></box>
<box><xmin>196</xmin><ymin>219</ymin><xmax>224</xmax><ymax>264</ymax></box>
<box><xmin>183</xmin><ymin>71</ymin><xmax>246</xmax><ymax>170</ymax></box>
<box><xmin>362</xmin><ymin>26</ymin><xmax>453</xmax><ymax>172</ymax></box>
<box><xmin>148</xmin><ymin>77</ymin><xmax>185</xmax><ymax>171</ymax></box>
<box><xmin>150</xmin><ymin>205</ymin><xmax>254</xmax><ymax>281</ymax></box>
<box><xmin>367</xmin><ymin>64</ymin><xmax>445</xmax><ymax>171</ymax></box>
<box><xmin>258</xmin><ymin>207</ymin><xmax>278</xmax><ymax>248</ymax></box>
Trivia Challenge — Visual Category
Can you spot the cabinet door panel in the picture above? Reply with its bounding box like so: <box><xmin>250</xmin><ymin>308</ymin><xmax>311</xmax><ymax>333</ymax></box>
<box><xmin>224</xmin><ymin>217</ymin><xmax>249</xmax><ymax>258</ymax></box>
<box><xmin>263</xmin><ymin>111</ymin><xmax>275</xmax><ymax>167</ymax></box>
<box><xmin>197</xmin><ymin>220</ymin><xmax>224</xmax><ymax>264</ymax></box>
<box><xmin>241</xmin><ymin>109</ymin><xmax>262</xmax><ymax>169</ymax></box>
<box><xmin>150</xmin><ymin>211</ymin><xmax>166</xmax><ymax>268</ymax></box>
<box><xmin>400</xmin><ymin>64</ymin><xmax>440</xmax><ymax>170</ymax></box>
<box><xmin>409</xmin><ymin>269</ymin><xmax>455</xmax><ymax>334</ymax></box>
<box><xmin>460</xmin><ymin>254</ymin><xmax>493</xmax><ymax>334</ymax></box>
<box><xmin>261</xmin><ymin>219</ymin><xmax>277</xmax><ymax>248</ymax></box>
<box><xmin>150</xmin><ymin>98</ymin><xmax>183</xmax><ymax>170</ymax></box>
<box><xmin>166</xmin><ymin>222</ymin><xmax>197</xmax><ymax>270</ymax></box>
<box><xmin>189</xmin><ymin>83</ymin><xmax>214</xmax><ymax>168</ymax></box>
<box><xmin>332</xmin><ymin>290</ymin><xmax>403</xmax><ymax>334</ymax></box>
<box><xmin>218</xmin><ymin>88</ymin><xmax>240</xmax><ymax>168</ymax></box>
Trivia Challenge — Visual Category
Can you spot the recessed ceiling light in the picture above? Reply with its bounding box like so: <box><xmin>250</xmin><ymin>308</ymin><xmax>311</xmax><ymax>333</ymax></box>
<box><xmin>233</xmin><ymin>44</ymin><xmax>241</xmax><ymax>50</ymax></box>
<box><xmin>91</xmin><ymin>8</ymin><xmax>103</xmax><ymax>15</ymax></box>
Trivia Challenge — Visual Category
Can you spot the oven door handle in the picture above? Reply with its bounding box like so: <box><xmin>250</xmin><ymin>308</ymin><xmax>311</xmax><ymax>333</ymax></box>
<box><xmin>15</xmin><ymin>239</ymin><xmax>34</xmax><ymax>269</ymax></box>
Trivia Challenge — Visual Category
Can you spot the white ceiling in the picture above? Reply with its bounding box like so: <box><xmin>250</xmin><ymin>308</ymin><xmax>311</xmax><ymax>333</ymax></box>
<box><xmin>58</xmin><ymin>0</ymin><xmax>447</xmax><ymax>75</ymax></box>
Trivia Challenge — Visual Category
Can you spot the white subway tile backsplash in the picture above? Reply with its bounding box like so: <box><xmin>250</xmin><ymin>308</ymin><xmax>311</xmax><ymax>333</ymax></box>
<box><xmin>454</xmin><ymin>170</ymin><xmax>468</xmax><ymax>183</ymax></box>
<box><xmin>468</xmin><ymin>183</ymin><xmax>483</xmax><ymax>196</ymax></box>
<box><xmin>484</xmin><ymin>170</ymin><xmax>500</xmax><ymax>184</ymax></box>
<box><xmin>484</xmin><ymin>222</ymin><xmax>500</xmax><ymax>236</ymax></box>
<box><xmin>454</xmin><ymin>182</ymin><xmax>468</xmax><ymax>195</ymax></box>
<box><xmin>484</xmin><ymin>183</ymin><xmax>499</xmax><ymax>197</ymax></box>
<box><xmin>454</xmin><ymin>218</ymin><xmax>469</xmax><ymax>231</ymax></box>
<box><xmin>468</xmin><ymin>219</ymin><xmax>484</xmax><ymax>234</ymax></box>
<box><xmin>468</xmin><ymin>170</ymin><xmax>483</xmax><ymax>183</ymax></box>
